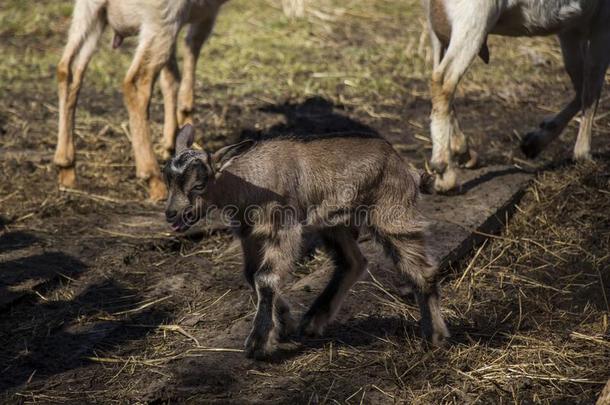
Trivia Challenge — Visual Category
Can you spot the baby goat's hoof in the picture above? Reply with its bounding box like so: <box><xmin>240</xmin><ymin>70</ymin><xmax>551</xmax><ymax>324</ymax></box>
<box><xmin>422</xmin><ymin>322</ymin><xmax>450</xmax><ymax>348</ymax></box>
<box><xmin>573</xmin><ymin>149</ymin><xmax>592</xmax><ymax>162</ymax></box>
<box><xmin>278</xmin><ymin>313</ymin><xmax>297</xmax><ymax>342</ymax></box>
<box><xmin>521</xmin><ymin>131</ymin><xmax>544</xmax><ymax>159</ymax></box>
<box><xmin>299</xmin><ymin>313</ymin><xmax>328</xmax><ymax>338</ymax></box>
<box><xmin>244</xmin><ymin>330</ymin><xmax>278</xmax><ymax>360</ymax></box>
<box><xmin>430</xmin><ymin>329</ymin><xmax>450</xmax><ymax>347</ymax></box>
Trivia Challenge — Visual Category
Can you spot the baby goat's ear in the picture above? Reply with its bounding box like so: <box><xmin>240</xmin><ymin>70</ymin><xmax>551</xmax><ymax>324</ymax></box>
<box><xmin>211</xmin><ymin>139</ymin><xmax>255</xmax><ymax>172</ymax></box>
<box><xmin>175</xmin><ymin>124</ymin><xmax>195</xmax><ymax>154</ymax></box>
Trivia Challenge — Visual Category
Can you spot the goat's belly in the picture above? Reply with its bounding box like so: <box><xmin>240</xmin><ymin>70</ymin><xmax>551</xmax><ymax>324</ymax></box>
<box><xmin>491</xmin><ymin>23</ymin><xmax>559</xmax><ymax>37</ymax></box>
<box><xmin>106</xmin><ymin>2</ymin><xmax>141</xmax><ymax>37</ymax></box>
<box><xmin>303</xmin><ymin>204</ymin><xmax>355</xmax><ymax>230</ymax></box>
<box><xmin>492</xmin><ymin>1</ymin><xmax>595</xmax><ymax>37</ymax></box>
<box><xmin>492</xmin><ymin>18</ymin><xmax>577</xmax><ymax>37</ymax></box>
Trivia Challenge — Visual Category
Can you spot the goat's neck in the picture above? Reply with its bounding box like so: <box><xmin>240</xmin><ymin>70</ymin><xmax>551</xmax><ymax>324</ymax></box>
<box><xmin>204</xmin><ymin>171</ymin><xmax>241</xmax><ymax>209</ymax></box>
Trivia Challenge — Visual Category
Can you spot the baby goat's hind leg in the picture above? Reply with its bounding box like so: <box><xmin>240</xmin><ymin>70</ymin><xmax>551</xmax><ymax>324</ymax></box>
<box><xmin>521</xmin><ymin>31</ymin><xmax>584</xmax><ymax>158</ymax></box>
<box><xmin>300</xmin><ymin>226</ymin><xmax>367</xmax><ymax>337</ymax></box>
<box><xmin>377</xmin><ymin>230</ymin><xmax>449</xmax><ymax>345</ymax></box>
<box><xmin>55</xmin><ymin>2</ymin><xmax>105</xmax><ymax>188</ymax></box>
<box><xmin>573</xmin><ymin>31</ymin><xmax>610</xmax><ymax>161</ymax></box>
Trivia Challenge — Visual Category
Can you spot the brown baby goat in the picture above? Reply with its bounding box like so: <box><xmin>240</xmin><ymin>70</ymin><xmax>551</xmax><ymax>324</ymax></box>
<box><xmin>164</xmin><ymin>125</ymin><xmax>449</xmax><ymax>359</ymax></box>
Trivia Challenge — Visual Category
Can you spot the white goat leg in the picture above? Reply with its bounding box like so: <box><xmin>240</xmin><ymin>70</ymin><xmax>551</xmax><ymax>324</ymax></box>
<box><xmin>574</xmin><ymin>32</ymin><xmax>610</xmax><ymax>161</ymax></box>
<box><xmin>429</xmin><ymin>0</ymin><xmax>492</xmax><ymax>192</ymax></box>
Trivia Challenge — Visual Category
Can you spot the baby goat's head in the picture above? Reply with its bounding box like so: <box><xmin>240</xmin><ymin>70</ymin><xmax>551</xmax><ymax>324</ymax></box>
<box><xmin>163</xmin><ymin>125</ymin><xmax>214</xmax><ymax>232</ymax></box>
<box><xmin>163</xmin><ymin>125</ymin><xmax>254</xmax><ymax>232</ymax></box>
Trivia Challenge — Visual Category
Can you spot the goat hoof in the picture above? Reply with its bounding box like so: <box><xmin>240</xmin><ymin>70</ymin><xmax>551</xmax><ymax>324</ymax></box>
<box><xmin>161</xmin><ymin>147</ymin><xmax>174</xmax><ymax>161</ymax></box>
<box><xmin>433</xmin><ymin>169</ymin><xmax>457</xmax><ymax>193</ymax></box>
<box><xmin>244</xmin><ymin>344</ymin><xmax>269</xmax><ymax>360</ymax></box>
<box><xmin>573</xmin><ymin>150</ymin><xmax>592</xmax><ymax>162</ymax></box>
<box><xmin>299</xmin><ymin>314</ymin><xmax>326</xmax><ymax>338</ymax></box>
<box><xmin>58</xmin><ymin>167</ymin><xmax>77</xmax><ymax>189</ymax></box>
<box><xmin>148</xmin><ymin>176</ymin><xmax>168</xmax><ymax>202</ymax></box>
<box><xmin>431</xmin><ymin>327</ymin><xmax>450</xmax><ymax>347</ymax></box>
<box><xmin>422</xmin><ymin>324</ymin><xmax>450</xmax><ymax>348</ymax></box>
<box><xmin>457</xmin><ymin>148</ymin><xmax>479</xmax><ymax>169</ymax></box>
<box><xmin>429</xmin><ymin>159</ymin><xmax>448</xmax><ymax>175</ymax></box>
<box><xmin>244</xmin><ymin>332</ymin><xmax>276</xmax><ymax>360</ymax></box>
<box><xmin>278</xmin><ymin>313</ymin><xmax>297</xmax><ymax>342</ymax></box>
<box><xmin>521</xmin><ymin>132</ymin><xmax>544</xmax><ymax>159</ymax></box>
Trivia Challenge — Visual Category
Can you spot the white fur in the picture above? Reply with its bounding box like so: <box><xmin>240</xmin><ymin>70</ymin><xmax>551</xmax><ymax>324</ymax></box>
<box><xmin>426</xmin><ymin>0</ymin><xmax>610</xmax><ymax>192</ymax></box>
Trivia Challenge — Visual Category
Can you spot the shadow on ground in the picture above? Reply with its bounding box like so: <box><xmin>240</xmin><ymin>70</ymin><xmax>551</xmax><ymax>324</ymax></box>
<box><xmin>0</xmin><ymin>276</ymin><xmax>173</xmax><ymax>394</ymax></box>
<box><xmin>239</xmin><ymin>96</ymin><xmax>379</xmax><ymax>142</ymax></box>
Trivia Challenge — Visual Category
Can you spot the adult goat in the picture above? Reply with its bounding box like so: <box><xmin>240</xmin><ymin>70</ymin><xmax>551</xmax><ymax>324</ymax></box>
<box><xmin>55</xmin><ymin>0</ymin><xmax>227</xmax><ymax>200</ymax></box>
<box><xmin>426</xmin><ymin>0</ymin><xmax>610</xmax><ymax>192</ymax></box>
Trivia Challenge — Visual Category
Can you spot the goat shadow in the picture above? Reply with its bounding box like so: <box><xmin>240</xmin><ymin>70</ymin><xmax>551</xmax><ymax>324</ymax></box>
<box><xmin>0</xmin><ymin>233</ymin><xmax>174</xmax><ymax>395</ymax></box>
<box><xmin>0</xmin><ymin>275</ymin><xmax>174</xmax><ymax>395</ymax></box>
<box><xmin>239</xmin><ymin>96</ymin><xmax>379</xmax><ymax>143</ymax></box>
<box><xmin>236</xmin><ymin>96</ymin><xmax>543</xmax><ymax>196</ymax></box>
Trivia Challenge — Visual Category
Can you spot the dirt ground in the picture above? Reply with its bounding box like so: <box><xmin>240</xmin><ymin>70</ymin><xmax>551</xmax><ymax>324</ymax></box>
<box><xmin>1</xmin><ymin>0</ymin><xmax>609</xmax><ymax>403</ymax></box>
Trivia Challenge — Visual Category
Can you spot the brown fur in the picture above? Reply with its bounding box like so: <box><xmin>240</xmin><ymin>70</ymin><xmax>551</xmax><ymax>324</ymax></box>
<box><xmin>164</xmin><ymin>126</ymin><xmax>450</xmax><ymax>359</ymax></box>
<box><xmin>54</xmin><ymin>0</ymin><xmax>226</xmax><ymax>201</ymax></box>
<box><xmin>429</xmin><ymin>0</ymin><xmax>452</xmax><ymax>46</ymax></box>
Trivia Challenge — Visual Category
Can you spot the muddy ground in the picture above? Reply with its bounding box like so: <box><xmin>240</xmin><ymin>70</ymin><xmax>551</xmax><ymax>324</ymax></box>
<box><xmin>1</xmin><ymin>0</ymin><xmax>609</xmax><ymax>403</ymax></box>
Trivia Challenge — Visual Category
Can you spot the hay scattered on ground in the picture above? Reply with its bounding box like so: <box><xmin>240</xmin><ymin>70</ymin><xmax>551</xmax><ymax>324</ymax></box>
<box><xmin>1</xmin><ymin>0</ymin><xmax>609</xmax><ymax>403</ymax></box>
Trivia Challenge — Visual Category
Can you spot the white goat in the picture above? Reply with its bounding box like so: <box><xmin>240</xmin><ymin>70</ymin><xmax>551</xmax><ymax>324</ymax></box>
<box><xmin>425</xmin><ymin>0</ymin><xmax>610</xmax><ymax>192</ymax></box>
<box><xmin>55</xmin><ymin>0</ymin><xmax>227</xmax><ymax>201</ymax></box>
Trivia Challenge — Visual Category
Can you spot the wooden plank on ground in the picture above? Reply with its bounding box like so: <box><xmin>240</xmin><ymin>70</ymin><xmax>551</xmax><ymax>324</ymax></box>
<box><xmin>0</xmin><ymin>165</ymin><xmax>532</xmax><ymax>309</ymax></box>
<box><xmin>292</xmin><ymin>165</ymin><xmax>533</xmax><ymax>295</ymax></box>
<box><xmin>422</xmin><ymin>165</ymin><xmax>533</xmax><ymax>267</ymax></box>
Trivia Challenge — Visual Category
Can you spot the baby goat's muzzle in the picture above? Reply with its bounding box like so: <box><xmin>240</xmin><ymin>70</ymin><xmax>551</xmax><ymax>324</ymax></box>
<box><xmin>166</xmin><ymin>207</ymin><xmax>194</xmax><ymax>232</ymax></box>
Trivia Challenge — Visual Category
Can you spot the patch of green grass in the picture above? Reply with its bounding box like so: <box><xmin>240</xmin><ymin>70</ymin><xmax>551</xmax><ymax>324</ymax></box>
<box><xmin>0</xmin><ymin>0</ymin><xmax>565</xmax><ymax>112</ymax></box>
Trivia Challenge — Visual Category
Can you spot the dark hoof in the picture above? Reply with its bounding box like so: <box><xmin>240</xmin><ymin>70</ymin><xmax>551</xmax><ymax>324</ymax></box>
<box><xmin>244</xmin><ymin>332</ymin><xmax>276</xmax><ymax>360</ymax></box>
<box><xmin>245</xmin><ymin>346</ymin><xmax>268</xmax><ymax>360</ymax></box>
<box><xmin>456</xmin><ymin>148</ymin><xmax>479</xmax><ymax>169</ymax></box>
<box><xmin>429</xmin><ymin>159</ymin><xmax>447</xmax><ymax>175</ymax></box>
<box><xmin>539</xmin><ymin>119</ymin><xmax>558</xmax><ymax>131</ymax></box>
<box><xmin>277</xmin><ymin>315</ymin><xmax>297</xmax><ymax>342</ymax></box>
<box><xmin>245</xmin><ymin>345</ymin><xmax>269</xmax><ymax>360</ymax></box>
<box><xmin>418</xmin><ymin>172</ymin><xmax>436</xmax><ymax>195</ymax></box>
<box><xmin>521</xmin><ymin>132</ymin><xmax>544</xmax><ymax>159</ymax></box>
<box><xmin>298</xmin><ymin>314</ymin><xmax>324</xmax><ymax>339</ymax></box>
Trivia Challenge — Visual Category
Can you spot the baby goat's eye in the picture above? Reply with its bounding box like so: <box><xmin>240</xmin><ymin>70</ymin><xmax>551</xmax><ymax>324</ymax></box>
<box><xmin>192</xmin><ymin>184</ymin><xmax>205</xmax><ymax>192</ymax></box>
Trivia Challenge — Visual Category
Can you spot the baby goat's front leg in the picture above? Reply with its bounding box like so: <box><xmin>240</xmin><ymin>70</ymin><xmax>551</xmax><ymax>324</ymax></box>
<box><xmin>244</xmin><ymin>227</ymin><xmax>300</xmax><ymax>359</ymax></box>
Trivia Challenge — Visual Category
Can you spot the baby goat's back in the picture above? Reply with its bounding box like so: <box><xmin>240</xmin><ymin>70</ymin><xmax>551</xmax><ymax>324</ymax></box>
<box><xmin>228</xmin><ymin>135</ymin><xmax>420</xmax><ymax>212</ymax></box>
